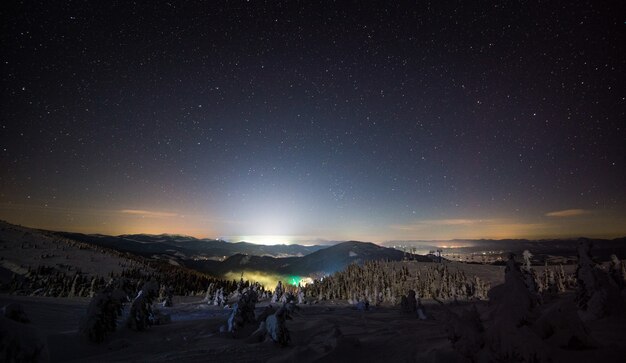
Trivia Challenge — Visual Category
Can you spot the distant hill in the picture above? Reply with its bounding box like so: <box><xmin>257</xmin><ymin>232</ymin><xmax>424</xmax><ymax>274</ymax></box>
<box><xmin>56</xmin><ymin>232</ymin><xmax>325</xmax><ymax>260</ymax></box>
<box><xmin>186</xmin><ymin>240</ymin><xmax>431</xmax><ymax>277</ymax></box>
<box><xmin>286</xmin><ymin>240</ymin><xmax>425</xmax><ymax>274</ymax></box>
<box><xmin>382</xmin><ymin>237</ymin><xmax>626</xmax><ymax>263</ymax></box>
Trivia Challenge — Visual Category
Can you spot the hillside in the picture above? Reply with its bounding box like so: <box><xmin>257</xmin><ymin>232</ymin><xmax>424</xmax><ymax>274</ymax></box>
<box><xmin>0</xmin><ymin>221</ymin><xmax>144</xmax><ymax>284</ymax></box>
<box><xmin>283</xmin><ymin>240</ymin><xmax>424</xmax><ymax>274</ymax></box>
<box><xmin>0</xmin><ymin>221</ymin><xmax>238</xmax><ymax>298</ymax></box>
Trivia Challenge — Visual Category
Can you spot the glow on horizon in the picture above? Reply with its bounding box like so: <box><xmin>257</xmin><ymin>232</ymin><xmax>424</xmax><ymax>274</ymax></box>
<box><xmin>1</xmin><ymin>202</ymin><xmax>626</xmax><ymax>243</ymax></box>
<box><xmin>225</xmin><ymin>235</ymin><xmax>311</xmax><ymax>245</ymax></box>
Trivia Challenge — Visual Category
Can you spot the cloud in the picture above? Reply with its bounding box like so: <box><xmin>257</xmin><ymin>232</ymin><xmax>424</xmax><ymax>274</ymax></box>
<box><xmin>390</xmin><ymin>218</ymin><xmax>494</xmax><ymax>231</ymax></box>
<box><xmin>119</xmin><ymin>209</ymin><xmax>178</xmax><ymax>218</ymax></box>
<box><xmin>388</xmin><ymin>218</ymin><xmax>553</xmax><ymax>240</ymax></box>
<box><xmin>419</xmin><ymin>218</ymin><xmax>493</xmax><ymax>226</ymax></box>
<box><xmin>545</xmin><ymin>209</ymin><xmax>591</xmax><ymax>218</ymax></box>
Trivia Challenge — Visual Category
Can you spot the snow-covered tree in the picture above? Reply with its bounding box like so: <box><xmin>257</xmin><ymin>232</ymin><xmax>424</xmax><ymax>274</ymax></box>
<box><xmin>204</xmin><ymin>282</ymin><xmax>215</xmax><ymax>303</ymax></box>
<box><xmin>227</xmin><ymin>290</ymin><xmax>258</xmax><ymax>333</ymax></box>
<box><xmin>265</xmin><ymin>305</ymin><xmax>290</xmax><ymax>346</ymax></box>
<box><xmin>79</xmin><ymin>281</ymin><xmax>128</xmax><ymax>342</ymax></box>
<box><xmin>521</xmin><ymin>250</ymin><xmax>541</xmax><ymax>297</ymax></box>
<box><xmin>158</xmin><ymin>284</ymin><xmax>173</xmax><ymax>307</ymax></box>
<box><xmin>127</xmin><ymin>280</ymin><xmax>158</xmax><ymax>331</ymax></box>
<box><xmin>444</xmin><ymin>304</ymin><xmax>484</xmax><ymax>360</ymax></box>
<box><xmin>609</xmin><ymin>254</ymin><xmax>625</xmax><ymax>289</ymax></box>
<box><xmin>575</xmin><ymin>239</ymin><xmax>623</xmax><ymax>319</ymax></box>
<box><xmin>271</xmin><ymin>281</ymin><xmax>283</xmax><ymax>303</ymax></box>
<box><xmin>213</xmin><ymin>287</ymin><xmax>225</xmax><ymax>306</ymax></box>
<box><xmin>447</xmin><ymin>252</ymin><xmax>596</xmax><ymax>362</ymax></box>
<box><xmin>296</xmin><ymin>286</ymin><xmax>305</xmax><ymax>304</ymax></box>
<box><xmin>400</xmin><ymin>289</ymin><xmax>417</xmax><ymax>313</ymax></box>
<box><xmin>482</xmin><ymin>254</ymin><xmax>547</xmax><ymax>362</ymax></box>
<box><xmin>532</xmin><ymin>300</ymin><xmax>596</xmax><ymax>350</ymax></box>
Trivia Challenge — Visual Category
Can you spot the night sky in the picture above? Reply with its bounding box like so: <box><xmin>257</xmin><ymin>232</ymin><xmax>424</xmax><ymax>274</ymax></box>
<box><xmin>1</xmin><ymin>1</ymin><xmax>625</xmax><ymax>243</ymax></box>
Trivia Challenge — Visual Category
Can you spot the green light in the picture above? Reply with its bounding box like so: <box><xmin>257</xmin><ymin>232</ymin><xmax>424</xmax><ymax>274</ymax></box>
<box><xmin>289</xmin><ymin>276</ymin><xmax>301</xmax><ymax>286</ymax></box>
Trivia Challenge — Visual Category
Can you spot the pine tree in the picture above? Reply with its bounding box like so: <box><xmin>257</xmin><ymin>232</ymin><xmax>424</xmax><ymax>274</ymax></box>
<box><xmin>127</xmin><ymin>280</ymin><xmax>158</xmax><ymax>331</ymax></box>
<box><xmin>79</xmin><ymin>281</ymin><xmax>128</xmax><ymax>342</ymax></box>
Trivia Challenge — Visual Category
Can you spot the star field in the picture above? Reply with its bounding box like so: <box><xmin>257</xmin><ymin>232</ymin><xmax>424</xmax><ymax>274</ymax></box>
<box><xmin>1</xmin><ymin>1</ymin><xmax>625</xmax><ymax>242</ymax></box>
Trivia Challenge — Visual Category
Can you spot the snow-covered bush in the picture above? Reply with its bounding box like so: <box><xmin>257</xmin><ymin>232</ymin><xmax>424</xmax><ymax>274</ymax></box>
<box><xmin>2</xmin><ymin>303</ymin><xmax>30</xmax><ymax>323</ymax></box>
<box><xmin>1</xmin><ymin>314</ymin><xmax>49</xmax><ymax>362</ymax></box>
<box><xmin>532</xmin><ymin>300</ymin><xmax>595</xmax><ymax>349</ymax></box>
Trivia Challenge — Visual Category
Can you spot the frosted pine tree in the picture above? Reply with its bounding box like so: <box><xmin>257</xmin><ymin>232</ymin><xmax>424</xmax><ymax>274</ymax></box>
<box><xmin>213</xmin><ymin>287</ymin><xmax>224</xmax><ymax>306</ymax></box>
<box><xmin>296</xmin><ymin>286</ymin><xmax>305</xmax><ymax>304</ymax></box>
<box><xmin>79</xmin><ymin>280</ymin><xmax>128</xmax><ymax>342</ymax></box>
<box><xmin>556</xmin><ymin>265</ymin><xmax>566</xmax><ymax>293</ymax></box>
<box><xmin>482</xmin><ymin>254</ymin><xmax>547</xmax><ymax>362</ymax></box>
<box><xmin>444</xmin><ymin>304</ymin><xmax>484</xmax><ymax>360</ymax></box>
<box><xmin>204</xmin><ymin>283</ymin><xmax>215</xmax><ymax>303</ymax></box>
<box><xmin>271</xmin><ymin>281</ymin><xmax>283</xmax><ymax>303</ymax></box>
<box><xmin>521</xmin><ymin>250</ymin><xmax>541</xmax><ymax>297</ymax></box>
<box><xmin>265</xmin><ymin>305</ymin><xmax>291</xmax><ymax>346</ymax></box>
<box><xmin>127</xmin><ymin>280</ymin><xmax>158</xmax><ymax>331</ymax></box>
<box><xmin>576</xmin><ymin>240</ymin><xmax>623</xmax><ymax>319</ymax></box>
<box><xmin>608</xmin><ymin>254</ymin><xmax>624</xmax><ymax>289</ymax></box>
<box><xmin>227</xmin><ymin>290</ymin><xmax>258</xmax><ymax>333</ymax></box>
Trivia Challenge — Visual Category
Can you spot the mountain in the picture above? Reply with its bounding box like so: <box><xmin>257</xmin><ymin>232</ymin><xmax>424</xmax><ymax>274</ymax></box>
<box><xmin>285</xmin><ymin>240</ymin><xmax>416</xmax><ymax>274</ymax></box>
<box><xmin>186</xmin><ymin>240</ymin><xmax>430</xmax><ymax>277</ymax></box>
<box><xmin>383</xmin><ymin>237</ymin><xmax>626</xmax><ymax>262</ymax></box>
<box><xmin>1</xmin><ymin>221</ymin><xmax>422</xmax><ymax>281</ymax></box>
<box><xmin>56</xmin><ymin>232</ymin><xmax>325</xmax><ymax>260</ymax></box>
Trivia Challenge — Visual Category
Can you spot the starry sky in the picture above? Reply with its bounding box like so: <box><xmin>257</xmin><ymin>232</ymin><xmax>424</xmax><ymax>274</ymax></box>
<box><xmin>1</xmin><ymin>1</ymin><xmax>625</xmax><ymax>243</ymax></box>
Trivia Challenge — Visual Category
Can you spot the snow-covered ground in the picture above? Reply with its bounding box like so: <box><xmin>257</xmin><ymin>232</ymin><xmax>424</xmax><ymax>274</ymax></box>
<box><xmin>0</xmin><ymin>221</ymin><xmax>146</xmax><ymax>279</ymax></box>
<box><xmin>2</xmin><ymin>292</ymin><xmax>625</xmax><ymax>362</ymax></box>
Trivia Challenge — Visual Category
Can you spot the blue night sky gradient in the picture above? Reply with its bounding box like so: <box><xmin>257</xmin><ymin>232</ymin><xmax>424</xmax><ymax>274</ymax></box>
<box><xmin>1</xmin><ymin>1</ymin><xmax>625</xmax><ymax>243</ymax></box>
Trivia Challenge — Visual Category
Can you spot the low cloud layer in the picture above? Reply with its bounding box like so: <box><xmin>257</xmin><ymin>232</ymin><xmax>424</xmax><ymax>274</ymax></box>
<box><xmin>389</xmin><ymin>218</ymin><xmax>550</xmax><ymax>240</ymax></box>
<box><xmin>119</xmin><ymin>209</ymin><xmax>178</xmax><ymax>218</ymax></box>
<box><xmin>545</xmin><ymin>209</ymin><xmax>591</xmax><ymax>218</ymax></box>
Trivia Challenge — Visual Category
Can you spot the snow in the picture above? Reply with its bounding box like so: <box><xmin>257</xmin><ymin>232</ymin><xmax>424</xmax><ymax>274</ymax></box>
<box><xmin>1</xmin><ymin>290</ymin><xmax>625</xmax><ymax>362</ymax></box>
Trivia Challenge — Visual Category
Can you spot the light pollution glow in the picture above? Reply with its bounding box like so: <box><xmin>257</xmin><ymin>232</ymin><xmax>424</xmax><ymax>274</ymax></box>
<box><xmin>1</xmin><ymin>202</ymin><xmax>625</xmax><ymax>243</ymax></box>
<box><xmin>223</xmin><ymin>270</ymin><xmax>313</xmax><ymax>290</ymax></box>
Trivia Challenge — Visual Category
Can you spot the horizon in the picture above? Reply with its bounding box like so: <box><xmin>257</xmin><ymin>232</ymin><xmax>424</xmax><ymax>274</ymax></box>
<box><xmin>2</xmin><ymin>218</ymin><xmax>624</xmax><ymax>246</ymax></box>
